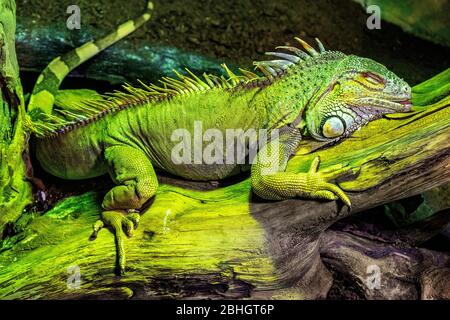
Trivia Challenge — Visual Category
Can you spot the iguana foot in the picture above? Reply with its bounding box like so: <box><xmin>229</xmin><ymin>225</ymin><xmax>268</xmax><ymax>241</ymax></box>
<box><xmin>91</xmin><ymin>210</ymin><xmax>140</xmax><ymax>275</ymax></box>
<box><xmin>305</xmin><ymin>156</ymin><xmax>355</xmax><ymax>207</ymax></box>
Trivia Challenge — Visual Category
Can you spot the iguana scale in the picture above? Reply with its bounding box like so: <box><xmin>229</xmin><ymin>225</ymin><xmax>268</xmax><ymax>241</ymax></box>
<box><xmin>26</xmin><ymin>1</ymin><xmax>412</xmax><ymax>274</ymax></box>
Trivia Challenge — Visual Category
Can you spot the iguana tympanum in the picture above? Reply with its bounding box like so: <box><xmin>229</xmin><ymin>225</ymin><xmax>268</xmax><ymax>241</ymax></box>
<box><xmin>26</xmin><ymin>2</ymin><xmax>412</xmax><ymax>274</ymax></box>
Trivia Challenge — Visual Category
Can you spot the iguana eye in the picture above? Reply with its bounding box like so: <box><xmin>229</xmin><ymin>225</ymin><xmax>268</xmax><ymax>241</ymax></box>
<box><xmin>321</xmin><ymin>116</ymin><xmax>345</xmax><ymax>138</ymax></box>
<box><xmin>362</xmin><ymin>72</ymin><xmax>384</xmax><ymax>85</ymax></box>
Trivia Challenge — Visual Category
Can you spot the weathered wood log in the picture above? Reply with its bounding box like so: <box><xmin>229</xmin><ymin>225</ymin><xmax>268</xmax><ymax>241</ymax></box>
<box><xmin>420</xmin><ymin>267</ymin><xmax>450</xmax><ymax>300</ymax></box>
<box><xmin>321</xmin><ymin>229</ymin><xmax>450</xmax><ymax>300</ymax></box>
<box><xmin>0</xmin><ymin>69</ymin><xmax>448</xmax><ymax>299</ymax></box>
<box><xmin>321</xmin><ymin>211</ymin><xmax>450</xmax><ymax>299</ymax></box>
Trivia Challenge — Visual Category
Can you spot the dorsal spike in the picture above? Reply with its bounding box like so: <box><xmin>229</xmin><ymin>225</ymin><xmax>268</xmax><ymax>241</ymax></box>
<box><xmin>315</xmin><ymin>38</ymin><xmax>326</xmax><ymax>53</ymax></box>
<box><xmin>260</xmin><ymin>59</ymin><xmax>294</xmax><ymax>70</ymax></box>
<box><xmin>275</xmin><ymin>46</ymin><xmax>310</xmax><ymax>60</ymax></box>
<box><xmin>221</xmin><ymin>63</ymin><xmax>237</xmax><ymax>78</ymax></box>
<box><xmin>212</xmin><ymin>75</ymin><xmax>225</xmax><ymax>87</ymax></box>
<box><xmin>153</xmin><ymin>82</ymin><xmax>179</xmax><ymax>94</ymax></box>
<box><xmin>202</xmin><ymin>73</ymin><xmax>215</xmax><ymax>88</ymax></box>
<box><xmin>173</xmin><ymin>69</ymin><xmax>186</xmax><ymax>81</ymax></box>
<box><xmin>294</xmin><ymin>37</ymin><xmax>318</xmax><ymax>56</ymax></box>
<box><xmin>265</xmin><ymin>51</ymin><xmax>300</xmax><ymax>63</ymax></box>
<box><xmin>263</xmin><ymin>65</ymin><xmax>278</xmax><ymax>77</ymax></box>
<box><xmin>137</xmin><ymin>79</ymin><xmax>157</xmax><ymax>93</ymax></box>
<box><xmin>181</xmin><ymin>77</ymin><xmax>201</xmax><ymax>91</ymax></box>
<box><xmin>220</xmin><ymin>75</ymin><xmax>233</xmax><ymax>88</ymax></box>
<box><xmin>161</xmin><ymin>77</ymin><xmax>186</xmax><ymax>92</ymax></box>
<box><xmin>163</xmin><ymin>75</ymin><xmax>188</xmax><ymax>89</ymax></box>
<box><xmin>184</xmin><ymin>68</ymin><xmax>210</xmax><ymax>90</ymax></box>
<box><xmin>254</xmin><ymin>63</ymin><xmax>276</xmax><ymax>78</ymax></box>
<box><xmin>221</xmin><ymin>63</ymin><xmax>242</xmax><ymax>85</ymax></box>
<box><xmin>238</xmin><ymin>68</ymin><xmax>259</xmax><ymax>80</ymax></box>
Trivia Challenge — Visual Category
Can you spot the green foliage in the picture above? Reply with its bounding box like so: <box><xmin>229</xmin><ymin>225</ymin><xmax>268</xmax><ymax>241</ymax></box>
<box><xmin>353</xmin><ymin>0</ymin><xmax>450</xmax><ymax>47</ymax></box>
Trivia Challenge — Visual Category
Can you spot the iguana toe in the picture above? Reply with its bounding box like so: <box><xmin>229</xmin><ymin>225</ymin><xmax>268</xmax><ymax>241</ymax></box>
<box><xmin>91</xmin><ymin>210</ymin><xmax>141</xmax><ymax>275</ymax></box>
<box><xmin>307</xmin><ymin>156</ymin><xmax>353</xmax><ymax>207</ymax></box>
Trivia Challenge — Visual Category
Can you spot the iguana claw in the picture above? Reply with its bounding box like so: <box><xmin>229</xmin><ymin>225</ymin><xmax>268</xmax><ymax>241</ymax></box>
<box><xmin>91</xmin><ymin>210</ymin><xmax>140</xmax><ymax>275</ymax></box>
<box><xmin>306</xmin><ymin>156</ymin><xmax>354</xmax><ymax>207</ymax></box>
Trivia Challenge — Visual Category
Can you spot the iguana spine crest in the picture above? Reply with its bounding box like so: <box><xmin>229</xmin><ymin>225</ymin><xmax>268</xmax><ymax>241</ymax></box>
<box><xmin>32</xmin><ymin>37</ymin><xmax>329</xmax><ymax>138</ymax></box>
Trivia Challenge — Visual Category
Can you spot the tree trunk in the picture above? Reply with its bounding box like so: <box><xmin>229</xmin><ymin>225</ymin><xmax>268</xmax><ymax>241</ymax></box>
<box><xmin>0</xmin><ymin>0</ymin><xmax>32</xmax><ymax>238</ymax></box>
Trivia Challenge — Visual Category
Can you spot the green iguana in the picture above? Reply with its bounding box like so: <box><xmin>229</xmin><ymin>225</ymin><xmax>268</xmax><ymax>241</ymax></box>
<box><xmin>26</xmin><ymin>1</ymin><xmax>412</xmax><ymax>274</ymax></box>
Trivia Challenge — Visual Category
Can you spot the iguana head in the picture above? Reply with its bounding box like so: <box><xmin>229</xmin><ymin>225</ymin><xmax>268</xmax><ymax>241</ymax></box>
<box><xmin>256</xmin><ymin>37</ymin><xmax>412</xmax><ymax>142</ymax></box>
<box><xmin>304</xmin><ymin>55</ymin><xmax>412</xmax><ymax>142</ymax></box>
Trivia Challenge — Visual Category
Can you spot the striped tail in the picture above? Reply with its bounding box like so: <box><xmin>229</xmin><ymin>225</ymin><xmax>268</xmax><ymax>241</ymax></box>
<box><xmin>28</xmin><ymin>1</ymin><xmax>154</xmax><ymax>115</ymax></box>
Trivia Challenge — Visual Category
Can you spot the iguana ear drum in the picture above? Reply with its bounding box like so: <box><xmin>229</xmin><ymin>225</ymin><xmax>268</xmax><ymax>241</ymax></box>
<box><xmin>321</xmin><ymin>116</ymin><xmax>345</xmax><ymax>138</ymax></box>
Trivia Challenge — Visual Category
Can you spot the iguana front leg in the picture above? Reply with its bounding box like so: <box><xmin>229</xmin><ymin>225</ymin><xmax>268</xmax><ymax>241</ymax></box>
<box><xmin>250</xmin><ymin>128</ymin><xmax>353</xmax><ymax>206</ymax></box>
<box><xmin>92</xmin><ymin>145</ymin><xmax>158</xmax><ymax>275</ymax></box>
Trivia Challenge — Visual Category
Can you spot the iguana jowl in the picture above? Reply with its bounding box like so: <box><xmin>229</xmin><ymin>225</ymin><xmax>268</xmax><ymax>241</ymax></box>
<box><xmin>27</xmin><ymin>1</ymin><xmax>412</xmax><ymax>274</ymax></box>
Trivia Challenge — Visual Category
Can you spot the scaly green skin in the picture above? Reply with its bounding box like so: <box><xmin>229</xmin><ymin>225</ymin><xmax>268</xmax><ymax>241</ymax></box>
<box><xmin>27</xmin><ymin>2</ymin><xmax>412</xmax><ymax>275</ymax></box>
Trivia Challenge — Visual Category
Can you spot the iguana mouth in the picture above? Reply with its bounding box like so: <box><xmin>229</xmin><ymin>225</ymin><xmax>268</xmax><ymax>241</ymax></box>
<box><xmin>354</xmin><ymin>94</ymin><xmax>412</xmax><ymax>112</ymax></box>
<box><xmin>392</xmin><ymin>98</ymin><xmax>413</xmax><ymax>109</ymax></box>
<box><xmin>388</xmin><ymin>95</ymin><xmax>413</xmax><ymax>111</ymax></box>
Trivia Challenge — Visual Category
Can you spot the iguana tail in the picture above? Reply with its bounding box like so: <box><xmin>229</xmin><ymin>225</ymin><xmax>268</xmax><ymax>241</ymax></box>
<box><xmin>27</xmin><ymin>1</ymin><xmax>154</xmax><ymax>115</ymax></box>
